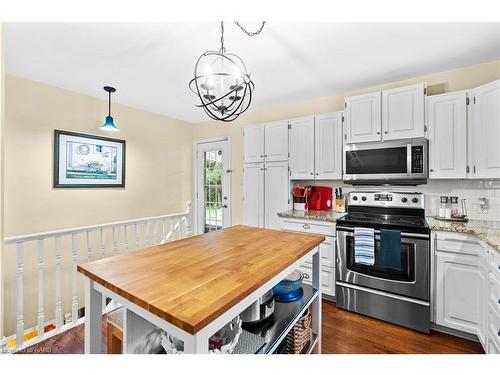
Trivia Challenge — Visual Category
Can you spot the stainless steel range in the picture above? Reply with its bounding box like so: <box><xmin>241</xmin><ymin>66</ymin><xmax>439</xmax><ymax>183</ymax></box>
<box><xmin>335</xmin><ymin>191</ymin><xmax>431</xmax><ymax>333</ymax></box>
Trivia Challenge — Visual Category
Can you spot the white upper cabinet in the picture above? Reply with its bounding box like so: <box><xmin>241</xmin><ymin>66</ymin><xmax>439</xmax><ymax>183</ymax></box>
<box><xmin>344</xmin><ymin>92</ymin><xmax>381</xmax><ymax>143</ymax></box>
<box><xmin>243</xmin><ymin>125</ymin><xmax>265</xmax><ymax>163</ymax></box>
<box><xmin>264</xmin><ymin>161</ymin><xmax>290</xmax><ymax>229</ymax></box>
<box><xmin>382</xmin><ymin>83</ymin><xmax>425</xmax><ymax>140</ymax></box>
<box><xmin>243</xmin><ymin>163</ymin><xmax>265</xmax><ymax>228</ymax></box>
<box><xmin>289</xmin><ymin>116</ymin><xmax>315</xmax><ymax>179</ymax></box>
<box><xmin>427</xmin><ymin>91</ymin><xmax>468</xmax><ymax>179</ymax></box>
<box><xmin>264</xmin><ymin>120</ymin><xmax>289</xmax><ymax>162</ymax></box>
<box><xmin>315</xmin><ymin>112</ymin><xmax>343</xmax><ymax>179</ymax></box>
<box><xmin>468</xmin><ymin>80</ymin><xmax>500</xmax><ymax>179</ymax></box>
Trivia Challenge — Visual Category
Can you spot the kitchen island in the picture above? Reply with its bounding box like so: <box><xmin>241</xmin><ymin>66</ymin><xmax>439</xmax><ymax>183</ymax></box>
<box><xmin>78</xmin><ymin>225</ymin><xmax>325</xmax><ymax>354</ymax></box>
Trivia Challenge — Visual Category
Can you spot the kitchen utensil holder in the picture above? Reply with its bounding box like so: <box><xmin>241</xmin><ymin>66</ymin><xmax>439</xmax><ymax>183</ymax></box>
<box><xmin>283</xmin><ymin>307</ymin><xmax>312</xmax><ymax>354</ymax></box>
<box><xmin>335</xmin><ymin>198</ymin><xmax>346</xmax><ymax>213</ymax></box>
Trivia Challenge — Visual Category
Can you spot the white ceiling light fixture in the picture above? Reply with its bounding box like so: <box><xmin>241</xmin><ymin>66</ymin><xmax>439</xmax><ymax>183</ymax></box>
<box><xmin>189</xmin><ymin>21</ymin><xmax>265</xmax><ymax>122</ymax></box>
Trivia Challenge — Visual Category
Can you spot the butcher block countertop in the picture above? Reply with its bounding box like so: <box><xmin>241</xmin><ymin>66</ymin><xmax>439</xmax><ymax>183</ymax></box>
<box><xmin>78</xmin><ymin>225</ymin><xmax>324</xmax><ymax>334</ymax></box>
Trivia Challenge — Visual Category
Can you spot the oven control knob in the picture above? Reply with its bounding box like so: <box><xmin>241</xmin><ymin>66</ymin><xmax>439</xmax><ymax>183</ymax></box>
<box><xmin>401</xmin><ymin>197</ymin><xmax>408</xmax><ymax>203</ymax></box>
<box><xmin>352</xmin><ymin>196</ymin><xmax>358</xmax><ymax>201</ymax></box>
<box><xmin>412</xmin><ymin>198</ymin><xmax>419</xmax><ymax>203</ymax></box>
<box><xmin>361</xmin><ymin>196</ymin><xmax>367</xmax><ymax>201</ymax></box>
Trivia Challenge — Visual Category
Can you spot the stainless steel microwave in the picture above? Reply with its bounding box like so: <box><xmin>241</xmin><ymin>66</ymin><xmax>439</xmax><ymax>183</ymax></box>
<box><xmin>343</xmin><ymin>139</ymin><xmax>428</xmax><ymax>185</ymax></box>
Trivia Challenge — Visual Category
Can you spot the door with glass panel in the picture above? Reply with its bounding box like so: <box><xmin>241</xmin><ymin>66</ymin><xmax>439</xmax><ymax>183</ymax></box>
<box><xmin>196</xmin><ymin>139</ymin><xmax>230</xmax><ymax>233</ymax></box>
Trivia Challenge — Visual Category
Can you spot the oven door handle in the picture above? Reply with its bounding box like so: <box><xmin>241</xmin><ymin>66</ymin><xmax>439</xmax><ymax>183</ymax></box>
<box><xmin>336</xmin><ymin>226</ymin><xmax>429</xmax><ymax>239</ymax></box>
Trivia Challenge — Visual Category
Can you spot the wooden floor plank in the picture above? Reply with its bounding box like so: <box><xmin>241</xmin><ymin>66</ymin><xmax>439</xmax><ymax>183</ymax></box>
<box><xmin>17</xmin><ymin>300</ymin><xmax>484</xmax><ymax>354</ymax></box>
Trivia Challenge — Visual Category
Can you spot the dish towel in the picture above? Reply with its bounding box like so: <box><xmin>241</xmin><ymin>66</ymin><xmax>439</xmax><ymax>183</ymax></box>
<box><xmin>380</xmin><ymin>229</ymin><xmax>402</xmax><ymax>271</ymax></box>
<box><xmin>354</xmin><ymin>227</ymin><xmax>375</xmax><ymax>266</ymax></box>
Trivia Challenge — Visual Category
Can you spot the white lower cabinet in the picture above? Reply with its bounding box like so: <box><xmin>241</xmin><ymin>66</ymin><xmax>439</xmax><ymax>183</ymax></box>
<box><xmin>435</xmin><ymin>251</ymin><xmax>487</xmax><ymax>343</ymax></box>
<box><xmin>280</xmin><ymin>218</ymin><xmax>336</xmax><ymax>298</ymax></box>
<box><xmin>433</xmin><ymin>231</ymin><xmax>499</xmax><ymax>353</ymax></box>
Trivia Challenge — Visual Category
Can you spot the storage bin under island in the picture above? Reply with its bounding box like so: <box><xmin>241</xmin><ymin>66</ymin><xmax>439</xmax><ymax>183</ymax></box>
<box><xmin>78</xmin><ymin>225</ymin><xmax>325</xmax><ymax>354</ymax></box>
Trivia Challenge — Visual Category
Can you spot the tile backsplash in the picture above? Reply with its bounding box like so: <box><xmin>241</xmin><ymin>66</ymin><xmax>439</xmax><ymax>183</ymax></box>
<box><xmin>293</xmin><ymin>179</ymin><xmax>500</xmax><ymax>221</ymax></box>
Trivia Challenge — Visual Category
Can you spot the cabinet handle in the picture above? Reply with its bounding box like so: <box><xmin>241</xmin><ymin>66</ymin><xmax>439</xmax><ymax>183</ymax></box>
<box><xmin>384</xmin><ymin>131</ymin><xmax>388</xmax><ymax>134</ymax></box>
<box><xmin>303</xmin><ymin>273</ymin><xmax>310</xmax><ymax>280</ymax></box>
<box><xmin>310</xmin><ymin>172</ymin><xmax>314</xmax><ymax>175</ymax></box>
<box><xmin>260</xmin><ymin>155</ymin><xmax>263</xmax><ymax>158</ymax></box>
<box><xmin>376</xmin><ymin>131</ymin><xmax>380</xmax><ymax>135</ymax></box>
<box><xmin>302</xmin><ymin>224</ymin><xmax>311</xmax><ymax>230</ymax></box>
<box><xmin>429</xmin><ymin>169</ymin><xmax>434</xmax><ymax>172</ymax></box>
<box><xmin>265</xmin><ymin>154</ymin><xmax>268</xmax><ymax>157</ymax></box>
<box><xmin>316</xmin><ymin>173</ymin><xmax>319</xmax><ymax>175</ymax></box>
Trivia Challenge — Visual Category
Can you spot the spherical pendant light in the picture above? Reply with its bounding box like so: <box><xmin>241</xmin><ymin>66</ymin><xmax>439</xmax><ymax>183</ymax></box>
<box><xmin>189</xmin><ymin>21</ymin><xmax>265</xmax><ymax>122</ymax></box>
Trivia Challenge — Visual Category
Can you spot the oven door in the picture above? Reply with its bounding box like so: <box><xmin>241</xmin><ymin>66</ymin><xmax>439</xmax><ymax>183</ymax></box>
<box><xmin>336</xmin><ymin>226</ymin><xmax>430</xmax><ymax>301</ymax></box>
<box><xmin>343</xmin><ymin>139</ymin><xmax>428</xmax><ymax>183</ymax></box>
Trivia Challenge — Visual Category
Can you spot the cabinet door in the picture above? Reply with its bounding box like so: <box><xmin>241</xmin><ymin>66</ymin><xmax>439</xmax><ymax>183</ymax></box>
<box><xmin>264</xmin><ymin>161</ymin><xmax>290</xmax><ymax>229</ymax></box>
<box><xmin>264</xmin><ymin>120</ymin><xmax>289</xmax><ymax>162</ymax></box>
<box><xmin>382</xmin><ymin>83</ymin><xmax>425</xmax><ymax>140</ymax></box>
<box><xmin>427</xmin><ymin>92</ymin><xmax>468</xmax><ymax>179</ymax></box>
<box><xmin>469</xmin><ymin>80</ymin><xmax>500</xmax><ymax>179</ymax></box>
<box><xmin>314</xmin><ymin>112</ymin><xmax>343</xmax><ymax>179</ymax></box>
<box><xmin>289</xmin><ymin>116</ymin><xmax>315</xmax><ymax>179</ymax></box>
<box><xmin>243</xmin><ymin>125</ymin><xmax>264</xmax><ymax>163</ymax></box>
<box><xmin>243</xmin><ymin>163</ymin><xmax>264</xmax><ymax>228</ymax></box>
<box><xmin>435</xmin><ymin>252</ymin><xmax>487</xmax><ymax>341</ymax></box>
<box><xmin>344</xmin><ymin>92</ymin><xmax>381</xmax><ymax>143</ymax></box>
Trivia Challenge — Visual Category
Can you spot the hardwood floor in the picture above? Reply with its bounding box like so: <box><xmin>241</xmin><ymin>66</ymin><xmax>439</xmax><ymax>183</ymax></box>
<box><xmin>17</xmin><ymin>300</ymin><xmax>483</xmax><ymax>354</ymax></box>
<box><xmin>322</xmin><ymin>301</ymin><xmax>483</xmax><ymax>354</ymax></box>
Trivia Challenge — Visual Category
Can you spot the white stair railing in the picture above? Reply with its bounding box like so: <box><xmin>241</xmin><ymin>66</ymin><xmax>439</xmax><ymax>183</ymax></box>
<box><xmin>1</xmin><ymin>201</ymin><xmax>192</xmax><ymax>353</ymax></box>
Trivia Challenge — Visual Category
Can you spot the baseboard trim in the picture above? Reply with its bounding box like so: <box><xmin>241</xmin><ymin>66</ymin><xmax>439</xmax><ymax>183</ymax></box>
<box><xmin>430</xmin><ymin>323</ymin><xmax>479</xmax><ymax>342</ymax></box>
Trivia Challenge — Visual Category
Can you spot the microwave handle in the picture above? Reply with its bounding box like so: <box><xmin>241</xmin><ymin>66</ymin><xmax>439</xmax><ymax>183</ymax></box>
<box><xmin>407</xmin><ymin>144</ymin><xmax>412</xmax><ymax>175</ymax></box>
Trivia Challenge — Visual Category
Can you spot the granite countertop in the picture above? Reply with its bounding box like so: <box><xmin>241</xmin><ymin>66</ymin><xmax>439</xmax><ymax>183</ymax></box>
<box><xmin>277</xmin><ymin>209</ymin><xmax>347</xmax><ymax>223</ymax></box>
<box><xmin>426</xmin><ymin>217</ymin><xmax>500</xmax><ymax>251</ymax></box>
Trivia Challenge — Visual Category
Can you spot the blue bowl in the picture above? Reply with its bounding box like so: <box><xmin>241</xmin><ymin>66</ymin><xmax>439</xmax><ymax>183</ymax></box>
<box><xmin>273</xmin><ymin>270</ymin><xmax>305</xmax><ymax>295</ymax></box>
<box><xmin>275</xmin><ymin>287</ymin><xmax>304</xmax><ymax>302</ymax></box>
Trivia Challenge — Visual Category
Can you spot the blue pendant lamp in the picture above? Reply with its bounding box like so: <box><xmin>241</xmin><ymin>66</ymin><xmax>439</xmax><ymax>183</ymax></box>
<box><xmin>100</xmin><ymin>86</ymin><xmax>118</xmax><ymax>131</ymax></box>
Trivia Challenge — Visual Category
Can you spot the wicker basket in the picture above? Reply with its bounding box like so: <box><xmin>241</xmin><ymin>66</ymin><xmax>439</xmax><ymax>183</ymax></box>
<box><xmin>283</xmin><ymin>308</ymin><xmax>312</xmax><ymax>354</ymax></box>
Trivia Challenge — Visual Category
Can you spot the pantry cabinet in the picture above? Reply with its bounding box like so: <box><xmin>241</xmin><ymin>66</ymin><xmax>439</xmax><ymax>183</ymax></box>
<box><xmin>381</xmin><ymin>83</ymin><xmax>425</xmax><ymax>140</ymax></box>
<box><xmin>427</xmin><ymin>91</ymin><xmax>468</xmax><ymax>179</ymax></box>
<box><xmin>289</xmin><ymin>112</ymin><xmax>343</xmax><ymax>180</ymax></box>
<box><xmin>243</xmin><ymin>125</ymin><xmax>265</xmax><ymax>163</ymax></box>
<box><xmin>264</xmin><ymin>121</ymin><xmax>289</xmax><ymax>162</ymax></box>
<box><xmin>289</xmin><ymin>116</ymin><xmax>315</xmax><ymax>179</ymax></box>
<box><xmin>468</xmin><ymin>80</ymin><xmax>500</xmax><ymax>179</ymax></box>
<box><xmin>344</xmin><ymin>92</ymin><xmax>381</xmax><ymax>143</ymax></box>
<box><xmin>264</xmin><ymin>161</ymin><xmax>290</xmax><ymax>229</ymax></box>
<box><xmin>243</xmin><ymin>121</ymin><xmax>288</xmax><ymax>163</ymax></box>
<box><xmin>243</xmin><ymin>163</ymin><xmax>265</xmax><ymax>228</ymax></box>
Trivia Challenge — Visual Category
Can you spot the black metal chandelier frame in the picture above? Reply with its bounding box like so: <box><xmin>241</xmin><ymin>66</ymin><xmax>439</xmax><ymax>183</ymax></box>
<box><xmin>188</xmin><ymin>21</ymin><xmax>264</xmax><ymax>122</ymax></box>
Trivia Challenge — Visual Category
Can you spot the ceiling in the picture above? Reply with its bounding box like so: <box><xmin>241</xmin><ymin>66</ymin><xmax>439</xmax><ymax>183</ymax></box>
<box><xmin>4</xmin><ymin>22</ymin><xmax>500</xmax><ymax>123</ymax></box>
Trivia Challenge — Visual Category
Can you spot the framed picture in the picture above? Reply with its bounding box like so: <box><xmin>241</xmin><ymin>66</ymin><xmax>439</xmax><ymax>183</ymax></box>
<box><xmin>54</xmin><ymin>130</ymin><xmax>126</xmax><ymax>188</ymax></box>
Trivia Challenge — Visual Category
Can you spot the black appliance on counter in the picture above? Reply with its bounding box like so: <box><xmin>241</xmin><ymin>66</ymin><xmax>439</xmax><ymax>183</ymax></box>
<box><xmin>335</xmin><ymin>191</ymin><xmax>431</xmax><ymax>333</ymax></box>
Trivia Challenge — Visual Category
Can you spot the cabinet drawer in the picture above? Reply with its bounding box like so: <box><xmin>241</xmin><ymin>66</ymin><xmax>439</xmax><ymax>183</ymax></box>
<box><xmin>281</xmin><ymin>219</ymin><xmax>335</xmax><ymax>237</ymax></box>
<box><xmin>488</xmin><ymin>301</ymin><xmax>500</xmax><ymax>349</ymax></box>
<box><xmin>489</xmin><ymin>273</ymin><xmax>500</xmax><ymax>316</ymax></box>
<box><xmin>304</xmin><ymin>237</ymin><xmax>335</xmax><ymax>268</ymax></box>
<box><xmin>298</xmin><ymin>264</ymin><xmax>335</xmax><ymax>297</ymax></box>
<box><xmin>435</xmin><ymin>232</ymin><xmax>484</xmax><ymax>256</ymax></box>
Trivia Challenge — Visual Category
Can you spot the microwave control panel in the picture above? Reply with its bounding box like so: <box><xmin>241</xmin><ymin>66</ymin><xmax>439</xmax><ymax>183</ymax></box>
<box><xmin>411</xmin><ymin>146</ymin><xmax>424</xmax><ymax>173</ymax></box>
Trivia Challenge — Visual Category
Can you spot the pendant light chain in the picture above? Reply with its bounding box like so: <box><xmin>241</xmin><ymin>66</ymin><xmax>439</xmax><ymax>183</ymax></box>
<box><xmin>234</xmin><ymin>21</ymin><xmax>266</xmax><ymax>36</ymax></box>
<box><xmin>220</xmin><ymin>21</ymin><xmax>226</xmax><ymax>54</ymax></box>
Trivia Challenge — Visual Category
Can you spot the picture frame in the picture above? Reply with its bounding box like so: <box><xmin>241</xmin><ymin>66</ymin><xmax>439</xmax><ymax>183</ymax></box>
<box><xmin>53</xmin><ymin>130</ymin><xmax>126</xmax><ymax>188</ymax></box>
